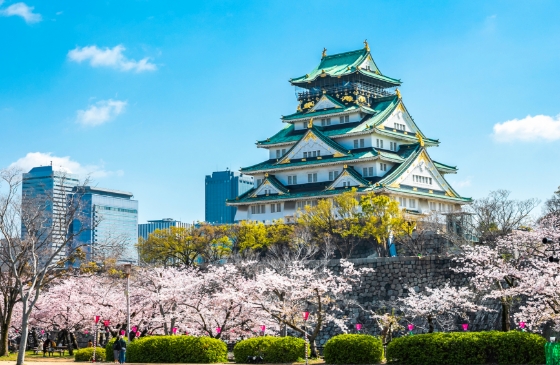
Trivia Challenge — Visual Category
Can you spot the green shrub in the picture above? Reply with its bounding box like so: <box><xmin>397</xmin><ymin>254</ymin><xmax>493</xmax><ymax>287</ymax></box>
<box><xmin>126</xmin><ymin>335</ymin><xmax>227</xmax><ymax>363</ymax></box>
<box><xmin>323</xmin><ymin>334</ymin><xmax>383</xmax><ymax>364</ymax></box>
<box><xmin>74</xmin><ymin>347</ymin><xmax>106</xmax><ymax>362</ymax></box>
<box><xmin>386</xmin><ymin>331</ymin><xmax>546</xmax><ymax>365</ymax></box>
<box><xmin>234</xmin><ymin>336</ymin><xmax>308</xmax><ymax>363</ymax></box>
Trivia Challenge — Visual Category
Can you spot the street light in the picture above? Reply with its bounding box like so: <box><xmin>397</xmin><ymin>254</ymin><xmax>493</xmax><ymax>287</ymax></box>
<box><xmin>123</xmin><ymin>263</ymin><xmax>132</xmax><ymax>341</ymax></box>
<box><xmin>303</xmin><ymin>312</ymin><xmax>309</xmax><ymax>365</ymax></box>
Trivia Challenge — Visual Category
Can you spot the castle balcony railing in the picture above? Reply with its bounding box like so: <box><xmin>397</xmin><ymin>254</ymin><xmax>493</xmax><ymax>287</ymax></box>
<box><xmin>296</xmin><ymin>83</ymin><xmax>394</xmax><ymax>101</ymax></box>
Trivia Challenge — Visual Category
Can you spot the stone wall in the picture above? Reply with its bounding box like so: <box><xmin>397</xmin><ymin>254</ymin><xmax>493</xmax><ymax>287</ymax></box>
<box><xmin>313</xmin><ymin>255</ymin><xmax>501</xmax><ymax>346</ymax></box>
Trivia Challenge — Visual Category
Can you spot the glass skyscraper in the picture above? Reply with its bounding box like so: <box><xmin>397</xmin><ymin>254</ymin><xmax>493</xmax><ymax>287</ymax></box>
<box><xmin>21</xmin><ymin>166</ymin><xmax>80</xmax><ymax>263</ymax></box>
<box><xmin>70</xmin><ymin>186</ymin><xmax>139</xmax><ymax>264</ymax></box>
<box><xmin>205</xmin><ymin>170</ymin><xmax>254</xmax><ymax>224</ymax></box>
<box><xmin>138</xmin><ymin>218</ymin><xmax>191</xmax><ymax>240</ymax></box>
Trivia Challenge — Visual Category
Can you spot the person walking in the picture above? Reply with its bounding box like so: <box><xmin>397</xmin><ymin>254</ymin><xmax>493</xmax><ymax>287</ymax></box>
<box><xmin>113</xmin><ymin>336</ymin><xmax>122</xmax><ymax>364</ymax></box>
<box><xmin>118</xmin><ymin>336</ymin><xmax>127</xmax><ymax>364</ymax></box>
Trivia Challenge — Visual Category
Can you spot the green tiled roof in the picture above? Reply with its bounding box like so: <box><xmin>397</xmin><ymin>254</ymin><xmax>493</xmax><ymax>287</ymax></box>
<box><xmin>263</xmin><ymin>175</ymin><xmax>289</xmax><ymax>194</ymax></box>
<box><xmin>343</xmin><ymin>166</ymin><xmax>371</xmax><ymax>186</ymax></box>
<box><xmin>282</xmin><ymin>104</ymin><xmax>359</xmax><ymax>122</ymax></box>
<box><xmin>433</xmin><ymin>161</ymin><xmax>458</xmax><ymax>173</ymax></box>
<box><xmin>241</xmin><ymin>148</ymin><xmax>395</xmax><ymax>173</ymax></box>
<box><xmin>290</xmin><ymin>48</ymin><xmax>401</xmax><ymax>86</ymax></box>
<box><xmin>384</xmin><ymin>186</ymin><xmax>472</xmax><ymax>203</ymax></box>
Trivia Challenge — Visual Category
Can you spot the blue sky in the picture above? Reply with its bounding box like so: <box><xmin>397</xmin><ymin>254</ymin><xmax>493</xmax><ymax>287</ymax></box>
<box><xmin>1</xmin><ymin>0</ymin><xmax>560</xmax><ymax>223</ymax></box>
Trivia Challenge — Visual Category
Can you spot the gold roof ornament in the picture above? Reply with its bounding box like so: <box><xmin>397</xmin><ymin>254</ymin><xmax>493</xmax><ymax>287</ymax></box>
<box><xmin>343</xmin><ymin>164</ymin><xmax>348</xmax><ymax>169</ymax></box>
<box><xmin>307</xmin><ymin>118</ymin><xmax>314</xmax><ymax>129</ymax></box>
<box><xmin>322</xmin><ymin>47</ymin><xmax>327</xmax><ymax>58</ymax></box>
<box><xmin>364</xmin><ymin>39</ymin><xmax>370</xmax><ymax>52</ymax></box>
<box><xmin>395</xmin><ymin>88</ymin><xmax>401</xmax><ymax>99</ymax></box>
<box><xmin>320</xmin><ymin>69</ymin><xmax>327</xmax><ymax>77</ymax></box>
<box><xmin>415</xmin><ymin>131</ymin><xmax>425</xmax><ymax>147</ymax></box>
<box><xmin>265</xmin><ymin>173</ymin><xmax>269</xmax><ymax>177</ymax></box>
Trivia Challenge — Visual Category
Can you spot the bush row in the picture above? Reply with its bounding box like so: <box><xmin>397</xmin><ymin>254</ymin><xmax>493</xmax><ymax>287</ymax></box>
<box><xmin>323</xmin><ymin>334</ymin><xmax>383</xmax><ymax>364</ymax></box>
<box><xmin>74</xmin><ymin>347</ymin><xmax>106</xmax><ymax>362</ymax></box>
<box><xmin>386</xmin><ymin>331</ymin><xmax>546</xmax><ymax>365</ymax></box>
<box><xmin>104</xmin><ymin>336</ymin><xmax>227</xmax><ymax>363</ymax></box>
<box><xmin>233</xmin><ymin>336</ymin><xmax>308</xmax><ymax>363</ymax></box>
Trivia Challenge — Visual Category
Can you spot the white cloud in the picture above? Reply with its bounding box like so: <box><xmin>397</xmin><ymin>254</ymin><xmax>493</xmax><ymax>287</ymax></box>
<box><xmin>67</xmin><ymin>45</ymin><xmax>157</xmax><ymax>72</ymax></box>
<box><xmin>454</xmin><ymin>177</ymin><xmax>472</xmax><ymax>188</ymax></box>
<box><xmin>493</xmin><ymin>114</ymin><xmax>560</xmax><ymax>142</ymax></box>
<box><xmin>9</xmin><ymin>152</ymin><xmax>122</xmax><ymax>179</ymax></box>
<box><xmin>76</xmin><ymin>99</ymin><xmax>127</xmax><ymax>127</ymax></box>
<box><xmin>0</xmin><ymin>2</ymin><xmax>42</xmax><ymax>24</ymax></box>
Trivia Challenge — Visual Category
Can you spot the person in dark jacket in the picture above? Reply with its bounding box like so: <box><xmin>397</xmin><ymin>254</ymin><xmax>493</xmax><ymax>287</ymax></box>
<box><xmin>113</xmin><ymin>336</ymin><xmax>122</xmax><ymax>364</ymax></box>
<box><xmin>118</xmin><ymin>336</ymin><xmax>127</xmax><ymax>364</ymax></box>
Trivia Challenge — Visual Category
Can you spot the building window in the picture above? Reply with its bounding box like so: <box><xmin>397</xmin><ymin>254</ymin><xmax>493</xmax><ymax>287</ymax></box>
<box><xmin>345</xmin><ymin>115</ymin><xmax>349</xmax><ymax>123</ymax></box>
<box><xmin>409</xmin><ymin>199</ymin><xmax>416</xmax><ymax>209</ymax></box>
<box><xmin>308</xmin><ymin>173</ymin><xmax>317</xmax><ymax>183</ymax></box>
<box><xmin>251</xmin><ymin>205</ymin><xmax>266</xmax><ymax>214</ymax></box>
<box><xmin>296</xmin><ymin>200</ymin><xmax>317</xmax><ymax>209</ymax></box>
<box><xmin>317</xmin><ymin>150</ymin><xmax>320</xmax><ymax>156</ymax></box>
<box><xmin>282</xmin><ymin>148</ymin><xmax>286</xmax><ymax>155</ymax></box>
<box><xmin>321</xmin><ymin>118</ymin><xmax>331</xmax><ymax>127</ymax></box>
<box><xmin>303</xmin><ymin>152</ymin><xmax>307</xmax><ymax>158</ymax></box>
<box><xmin>429</xmin><ymin>201</ymin><xmax>436</xmax><ymax>211</ymax></box>
<box><xmin>390</xmin><ymin>142</ymin><xmax>397</xmax><ymax>151</ymax></box>
<box><xmin>276</xmin><ymin>203</ymin><xmax>282</xmax><ymax>212</ymax></box>
<box><xmin>380</xmin><ymin>163</ymin><xmax>387</xmax><ymax>172</ymax></box>
<box><xmin>353</xmin><ymin>140</ymin><xmax>358</xmax><ymax>148</ymax></box>
<box><xmin>362</xmin><ymin>167</ymin><xmax>374</xmax><ymax>177</ymax></box>
<box><xmin>413</xmin><ymin>175</ymin><xmax>432</xmax><ymax>185</ymax></box>
<box><xmin>276</xmin><ymin>150</ymin><xmax>281</xmax><ymax>158</ymax></box>
<box><xmin>256</xmin><ymin>179</ymin><xmax>263</xmax><ymax>186</ymax></box>
<box><xmin>329</xmin><ymin>170</ymin><xmax>340</xmax><ymax>181</ymax></box>
<box><xmin>398</xmin><ymin>197</ymin><xmax>406</xmax><ymax>207</ymax></box>
<box><xmin>288</xmin><ymin>175</ymin><xmax>297</xmax><ymax>185</ymax></box>
<box><xmin>360</xmin><ymin>139</ymin><xmax>365</xmax><ymax>148</ymax></box>
<box><xmin>394</xmin><ymin>123</ymin><xmax>405</xmax><ymax>131</ymax></box>
<box><xmin>376</xmin><ymin>139</ymin><xmax>384</xmax><ymax>148</ymax></box>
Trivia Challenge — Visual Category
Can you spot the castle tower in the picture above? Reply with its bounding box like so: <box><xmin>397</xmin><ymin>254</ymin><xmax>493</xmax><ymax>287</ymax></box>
<box><xmin>228</xmin><ymin>43</ymin><xmax>470</xmax><ymax>223</ymax></box>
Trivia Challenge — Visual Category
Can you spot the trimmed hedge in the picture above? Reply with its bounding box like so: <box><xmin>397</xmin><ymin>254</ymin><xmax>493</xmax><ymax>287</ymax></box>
<box><xmin>234</xmin><ymin>336</ymin><xmax>308</xmax><ymax>363</ymax></box>
<box><xmin>74</xmin><ymin>347</ymin><xmax>106</xmax><ymax>362</ymax></box>
<box><xmin>127</xmin><ymin>335</ymin><xmax>227</xmax><ymax>363</ymax></box>
<box><xmin>323</xmin><ymin>334</ymin><xmax>383</xmax><ymax>364</ymax></box>
<box><xmin>386</xmin><ymin>331</ymin><xmax>546</xmax><ymax>365</ymax></box>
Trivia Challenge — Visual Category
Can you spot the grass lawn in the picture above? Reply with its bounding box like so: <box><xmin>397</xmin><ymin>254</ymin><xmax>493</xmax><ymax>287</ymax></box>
<box><xmin>0</xmin><ymin>350</ymin><xmax>74</xmax><ymax>361</ymax></box>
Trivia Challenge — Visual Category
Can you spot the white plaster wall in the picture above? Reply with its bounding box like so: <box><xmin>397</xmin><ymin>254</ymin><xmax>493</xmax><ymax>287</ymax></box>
<box><xmin>381</xmin><ymin>108</ymin><xmax>414</xmax><ymax>132</ymax></box>
<box><xmin>400</xmin><ymin>163</ymin><xmax>445</xmax><ymax>191</ymax></box>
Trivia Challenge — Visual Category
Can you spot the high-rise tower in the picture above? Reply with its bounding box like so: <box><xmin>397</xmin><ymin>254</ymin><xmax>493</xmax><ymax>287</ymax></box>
<box><xmin>228</xmin><ymin>43</ymin><xmax>470</xmax><ymax>222</ymax></box>
<box><xmin>205</xmin><ymin>170</ymin><xmax>254</xmax><ymax>224</ymax></box>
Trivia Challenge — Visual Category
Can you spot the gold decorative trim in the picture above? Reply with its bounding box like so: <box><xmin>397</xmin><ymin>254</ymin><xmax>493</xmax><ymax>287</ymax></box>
<box><xmin>301</xmin><ymin>158</ymin><xmax>306</xmax><ymax>162</ymax></box>
<box><xmin>364</xmin><ymin>39</ymin><xmax>370</xmax><ymax>52</ymax></box>
<box><xmin>333</xmin><ymin>152</ymin><xmax>345</xmax><ymax>158</ymax></box>
<box><xmin>429</xmin><ymin>190</ymin><xmax>433</xmax><ymax>194</ymax></box>
<box><xmin>341</xmin><ymin>95</ymin><xmax>353</xmax><ymax>103</ymax></box>
<box><xmin>303</xmin><ymin>101</ymin><xmax>314</xmax><ymax>109</ymax></box>
<box><xmin>317</xmin><ymin>156</ymin><xmax>322</xmax><ymax>160</ymax></box>
<box><xmin>396</xmin><ymin>88</ymin><xmax>401</xmax><ymax>99</ymax></box>
<box><xmin>413</xmin><ymin>187</ymin><xmax>418</xmax><ymax>191</ymax></box>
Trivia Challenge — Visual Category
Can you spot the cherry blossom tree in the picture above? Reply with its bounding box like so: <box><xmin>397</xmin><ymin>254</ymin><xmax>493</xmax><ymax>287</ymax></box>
<box><xmin>247</xmin><ymin>260</ymin><xmax>370</xmax><ymax>356</ymax></box>
<box><xmin>399</xmin><ymin>283</ymin><xmax>485</xmax><ymax>333</ymax></box>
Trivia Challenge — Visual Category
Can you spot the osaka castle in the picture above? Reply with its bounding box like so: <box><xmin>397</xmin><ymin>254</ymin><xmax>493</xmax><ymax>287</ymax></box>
<box><xmin>228</xmin><ymin>42</ymin><xmax>471</xmax><ymax>223</ymax></box>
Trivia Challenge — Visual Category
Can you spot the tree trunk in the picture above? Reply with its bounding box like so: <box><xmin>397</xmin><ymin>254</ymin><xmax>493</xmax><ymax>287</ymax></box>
<box><xmin>16</xmin><ymin>310</ymin><xmax>30</xmax><ymax>365</ymax></box>
<box><xmin>428</xmin><ymin>315</ymin><xmax>434</xmax><ymax>333</ymax></box>
<box><xmin>501</xmin><ymin>301</ymin><xmax>511</xmax><ymax>331</ymax></box>
<box><xmin>0</xmin><ymin>322</ymin><xmax>9</xmax><ymax>356</ymax></box>
<box><xmin>66</xmin><ymin>330</ymin><xmax>74</xmax><ymax>355</ymax></box>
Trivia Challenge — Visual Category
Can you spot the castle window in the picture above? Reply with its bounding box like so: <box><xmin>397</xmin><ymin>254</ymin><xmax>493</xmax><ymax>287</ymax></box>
<box><xmin>345</xmin><ymin>115</ymin><xmax>350</xmax><ymax>123</ymax></box>
<box><xmin>360</xmin><ymin>139</ymin><xmax>365</xmax><ymax>148</ymax></box>
<box><xmin>303</xmin><ymin>152</ymin><xmax>308</xmax><ymax>158</ymax></box>
<box><xmin>321</xmin><ymin>118</ymin><xmax>331</xmax><ymax>127</ymax></box>
<box><xmin>329</xmin><ymin>170</ymin><xmax>340</xmax><ymax>181</ymax></box>
<box><xmin>251</xmin><ymin>205</ymin><xmax>266</xmax><ymax>214</ymax></box>
<box><xmin>363</xmin><ymin>167</ymin><xmax>374</xmax><ymax>177</ymax></box>
<box><xmin>282</xmin><ymin>148</ymin><xmax>286</xmax><ymax>155</ymax></box>
<box><xmin>429</xmin><ymin>201</ymin><xmax>436</xmax><ymax>211</ymax></box>
<box><xmin>398</xmin><ymin>197</ymin><xmax>406</xmax><ymax>207</ymax></box>
<box><xmin>308</xmin><ymin>173</ymin><xmax>317</xmax><ymax>183</ymax></box>
<box><xmin>276</xmin><ymin>150</ymin><xmax>281</xmax><ymax>158</ymax></box>
<box><xmin>288</xmin><ymin>175</ymin><xmax>297</xmax><ymax>185</ymax></box>
<box><xmin>394</xmin><ymin>123</ymin><xmax>405</xmax><ymax>131</ymax></box>
<box><xmin>409</xmin><ymin>199</ymin><xmax>416</xmax><ymax>209</ymax></box>
<box><xmin>376</xmin><ymin>139</ymin><xmax>384</xmax><ymax>148</ymax></box>
<box><xmin>380</xmin><ymin>163</ymin><xmax>387</xmax><ymax>172</ymax></box>
<box><xmin>353</xmin><ymin>140</ymin><xmax>358</xmax><ymax>148</ymax></box>
<box><xmin>390</xmin><ymin>142</ymin><xmax>397</xmax><ymax>151</ymax></box>
<box><xmin>256</xmin><ymin>179</ymin><xmax>263</xmax><ymax>186</ymax></box>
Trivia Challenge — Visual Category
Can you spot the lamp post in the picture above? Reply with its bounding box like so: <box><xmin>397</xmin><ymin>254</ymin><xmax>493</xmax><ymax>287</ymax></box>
<box><xmin>93</xmin><ymin>315</ymin><xmax>100</xmax><ymax>362</ymax></box>
<box><xmin>123</xmin><ymin>263</ymin><xmax>132</xmax><ymax>341</ymax></box>
<box><xmin>303</xmin><ymin>312</ymin><xmax>309</xmax><ymax>365</ymax></box>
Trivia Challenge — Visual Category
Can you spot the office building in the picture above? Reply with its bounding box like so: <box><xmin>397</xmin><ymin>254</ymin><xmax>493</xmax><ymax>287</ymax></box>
<box><xmin>138</xmin><ymin>218</ymin><xmax>191</xmax><ymax>240</ymax></box>
<box><xmin>21</xmin><ymin>166</ymin><xmax>80</xmax><ymax>263</ymax></box>
<box><xmin>205</xmin><ymin>170</ymin><xmax>254</xmax><ymax>224</ymax></box>
<box><xmin>70</xmin><ymin>186</ymin><xmax>139</xmax><ymax>264</ymax></box>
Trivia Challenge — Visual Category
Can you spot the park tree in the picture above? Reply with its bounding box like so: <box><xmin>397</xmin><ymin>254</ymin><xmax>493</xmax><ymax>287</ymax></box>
<box><xmin>0</xmin><ymin>168</ymin><xmax>91</xmax><ymax>365</ymax></box>
<box><xmin>360</xmin><ymin>193</ymin><xmax>408</xmax><ymax>257</ymax></box>
<box><xmin>469</xmin><ymin>190</ymin><xmax>539</xmax><ymax>244</ymax></box>
<box><xmin>247</xmin><ymin>260</ymin><xmax>370</xmax><ymax>356</ymax></box>
<box><xmin>137</xmin><ymin>226</ymin><xmax>202</xmax><ymax>267</ymax></box>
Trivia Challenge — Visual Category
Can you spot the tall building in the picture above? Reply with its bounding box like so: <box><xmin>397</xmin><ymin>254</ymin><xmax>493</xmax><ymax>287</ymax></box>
<box><xmin>22</xmin><ymin>166</ymin><xmax>80</xmax><ymax>262</ymax></box>
<box><xmin>70</xmin><ymin>186</ymin><xmax>138</xmax><ymax>264</ymax></box>
<box><xmin>205</xmin><ymin>170</ymin><xmax>254</xmax><ymax>224</ymax></box>
<box><xmin>138</xmin><ymin>218</ymin><xmax>191</xmax><ymax>240</ymax></box>
<box><xmin>227</xmin><ymin>43</ymin><xmax>471</xmax><ymax>223</ymax></box>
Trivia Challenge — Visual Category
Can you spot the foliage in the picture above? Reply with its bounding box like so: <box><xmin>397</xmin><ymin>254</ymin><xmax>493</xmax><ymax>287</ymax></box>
<box><xmin>323</xmin><ymin>334</ymin><xmax>383</xmax><ymax>364</ymax></box>
<box><xmin>74</xmin><ymin>347</ymin><xmax>106</xmax><ymax>362</ymax></box>
<box><xmin>137</xmin><ymin>226</ymin><xmax>205</xmax><ymax>267</ymax></box>
<box><xmin>386</xmin><ymin>331</ymin><xmax>546</xmax><ymax>365</ymax></box>
<box><xmin>233</xmin><ymin>336</ymin><xmax>307</xmax><ymax>363</ymax></box>
<box><xmin>126</xmin><ymin>335</ymin><xmax>227</xmax><ymax>363</ymax></box>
